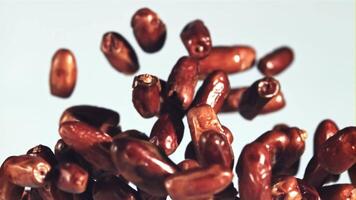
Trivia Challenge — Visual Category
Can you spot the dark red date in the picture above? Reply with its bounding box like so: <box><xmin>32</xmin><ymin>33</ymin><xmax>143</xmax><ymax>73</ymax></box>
<box><xmin>56</xmin><ymin>163</ymin><xmax>88</xmax><ymax>194</ymax></box>
<box><xmin>132</xmin><ymin>74</ymin><xmax>162</xmax><ymax>118</ymax></box>
<box><xmin>319</xmin><ymin>184</ymin><xmax>356</xmax><ymax>200</ymax></box>
<box><xmin>258</xmin><ymin>46</ymin><xmax>294</xmax><ymax>76</ymax></box>
<box><xmin>131</xmin><ymin>8</ymin><xmax>166</xmax><ymax>53</ymax></box>
<box><xmin>101</xmin><ymin>32</ymin><xmax>139</xmax><ymax>74</ymax></box>
<box><xmin>180</xmin><ymin>19</ymin><xmax>212</xmax><ymax>58</ymax></box>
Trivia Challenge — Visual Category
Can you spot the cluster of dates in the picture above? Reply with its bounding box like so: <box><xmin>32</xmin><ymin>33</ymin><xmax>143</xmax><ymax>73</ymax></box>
<box><xmin>2</xmin><ymin>7</ymin><xmax>355</xmax><ymax>200</ymax></box>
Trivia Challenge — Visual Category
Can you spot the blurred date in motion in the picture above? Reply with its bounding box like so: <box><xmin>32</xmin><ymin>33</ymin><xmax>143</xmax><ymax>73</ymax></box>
<box><xmin>49</xmin><ymin>49</ymin><xmax>77</xmax><ymax>98</ymax></box>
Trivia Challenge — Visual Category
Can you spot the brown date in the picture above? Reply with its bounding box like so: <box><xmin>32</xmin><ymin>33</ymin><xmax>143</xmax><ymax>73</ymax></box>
<box><xmin>101</xmin><ymin>31</ymin><xmax>139</xmax><ymax>74</ymax></box>
<box><xmin>0</xmin><ymin>161</ymin><xmax>24</xmax><ymax>200</ymax></box>
<box><xmin>2</xmin><ymin>155</ymin><xmax>51</xmax><ymax>188</ymax></box>
<box><xmin>317</xmin><ymin>126</ymin><xmax>356</xmax><ymax>174</ymax></box>
<box><xmin>49</xmin><ymin>48</ymin><xmax>77</xmax><ymax>98</ymax></box>
<box><xmin>110</xmin><ymin>136</ymin><xmax>178</xmax><ymax>196</ymax></box>
<box><xmin>138</xmin><ymin>188</ymin><xmax>167</xmax><ymax>200</ymax></box>
<box><xmin>59</xmin><ymin>105</ymin><xmax>120</xmax><ymax>133</ymax></box>
<box><xmin>132</xmin><ymin>74</ymin><xmax>162</xmax><ymax>118</ymax></box>
<box><xmin>236</xmin><ymin>142</ymin><xmax>272</xmax><ymax>200</ymax></box>
<box><xmin>59</xmin><ymin>121</ymin><xmax>116</xmax><ymax>173</ymax></box>
<box><xmin>271</xmin><ymin>176</ymin><xmax>302</xmax><ymax>200</ymax></box>
<box><xmin>166</xmin><ymin>56</ymin><xmax>199</xmax><ymax>111</ymax></box>
<box><xmin>274</xmin><ymin>127</ymin><xmax>307</xmax><ymax>175</ymax></box>
<box><xmin>184</xmin><ymin>141</ymin><xmax>197</xmax><ymax>160</ymax></box>
<box><xmin>187</xmin><ymin>104</ymin><xmax>225</xmax><ymax>149</ymax></box>
<box><xmin>93</xmin><ymin>176</ymin><xmax>140</xmax><ymax>200</ymax></box>
<box><xmin>319</xmin><ymin>184</ymin><xmax>356</xmax><ymax>200</ymax></box>
<box><xmin>34</xmin><ymin>182</ymin><xmax>73</xmax><ymax>200</ymax></box>
<box><xmin>192</xmin><ymin>70</ymin><xmax>230</xmax><ymax>113</ymax></box>
<box><xmin>180</xmin><ymin>19</ymin><xmax>212</xmax><ymax>58</ymax></box>
<box><xmin>198</xmin><ymin>45</ymin><xmax>255</xmax><ymax>77</ymax></box>
<box><xmin>149</xmin><ymin>112</ymin><xmax>184</xmax><ymax>155</ymax></box>
<box><xmin>214</xmin><ymin>183</ymin><xmax>238</xmax><ymax>200</ymax></box>
<box><xmin>131</xmin><ymin>8</ymin><xmax>166</xmax><ymax>53</ymax></box>
<box><xmin>222</xmin><ymin>125</ymin><xmax>234</xmax><ymax>144</ymax></box>
<box><xmin>165</xmin><ymin>164</ymin><xmax>232</xmax><ymax>200</ymax></box>
<box><xmin>260</xmin><ymin>91</ymin><xmax>286</xmax><ymax>114</ymax></box>
<box><xmin>238</xmin><ymin>77</ymin><xmax>281</xmax><ymax>120</ymax></box>
<box><xmin>304</xmin><ymin>119</ymin><xmax>339</xmax><ymax>188</ymax></box>
<box><xmin>56</xmin><ymin>163</ymin><xmax>88</xmax><ymax>194</ymax></box>
<box><xmin>198</xmin><ymin>130</ymin><xmax>234</xmax><ymax>169</ymax></box>
<box><xmin>258</xmin><ymin>46</ymin><xmax>294</xmax><ymax>76</ymax></box>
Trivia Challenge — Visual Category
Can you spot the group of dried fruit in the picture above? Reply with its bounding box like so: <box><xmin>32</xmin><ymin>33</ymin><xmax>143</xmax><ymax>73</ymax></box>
<box><xmin>1</xmin><ymin>7</ymin><xmax>355</xmax><ymax>200</ymax></box>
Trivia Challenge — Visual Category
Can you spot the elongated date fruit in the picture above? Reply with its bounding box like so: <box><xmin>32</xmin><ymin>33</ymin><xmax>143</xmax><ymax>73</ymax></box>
<box><xmin>101</xmin><ymin>32</ymin><xmax>139</xmax><ymax>74</ymax></box>
<box><xmin>149</xmin><ymin>112</ymin><xmax>184</xmax><ymax>155</ymax></box>
<box><xmin>166</xmin><ymin>56</ymin><xmax>199</xmax><ymax>111</ymax></box>
<box><xmin>2</xmin><ymin>155</ymin><xmax>51</xmax><ymax>188</ymax></box>
<box><xmin>59</xmin><ymin>105</ymin><xmax>120</xmax><ymax>133</ymax></box>
<box><xmin>193</xmin><ymin>70</ymin><xmax>230</xmax><ymax>113</ymax></box>
<box><xmin>236</xmin><ymin>142</ymin><xmax>272</xmax><ymax>200</ymax></box>
<box><xmin>180</xmin><ymin>19</ymin><xmax>212</xmax><ymax>58</ymax></box>
<box><xmin>110</xmin><ymin>136</ymin><xmax>178</xmax><ymax>197</ymax></box>
<box><xmin>198</xmin><ymin>46</ymin><xmax>255</xmax><ymax>77</ymax></box>
<box><xmin>317</xmin><ymin>126</ymin><xmax>356</xmax><ymax>174</ymax></box>
<box><xmin>131</xmin><ymin>8</ymin><xmax>166</xmax><ymax>53</ymax></box>
<box><xmin>198</xmin><ymin>130</ymin><xmax>233</xmax><ymax>168</ymax></box>
<box><xmin>238</xmin><ymin>76</ymin><xmax>281</xmax><ymax>120</ymax></box>
<box><xmin>258</xmin><ymin>46</ymin><xmax>294</xmax><ymax>76</ymax></box>
<box><xmin>165</xmin><ymin>165</ymin><xmax>232</xmax><ymax>200</ymax></box>
<box><xmin>49</xmin><ymin>48</ymin><xmax>77</xmax><ymax>98</ymax></box>
<box><xmin>59</xmin><ymin>121</ymin><xmax>116</xmax><ymax>173</ymax></box>
<box><xmin>132</xmin><ymin>74</ymin><xmax>162</xmax><ymax>118</ymax></box>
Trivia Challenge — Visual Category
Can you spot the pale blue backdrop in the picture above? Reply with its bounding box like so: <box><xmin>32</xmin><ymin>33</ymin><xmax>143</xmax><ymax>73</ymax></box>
<box><xmin>0</xmin><ymin>0</ymin><xmax>354</xmax><ymax>184</ymax></box>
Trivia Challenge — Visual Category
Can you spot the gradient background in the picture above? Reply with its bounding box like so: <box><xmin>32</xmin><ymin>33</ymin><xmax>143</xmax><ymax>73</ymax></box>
<box><xmin>0</xmin><ymin>0</ymin><xmax>354</xmax><ymax>185</ymax></box>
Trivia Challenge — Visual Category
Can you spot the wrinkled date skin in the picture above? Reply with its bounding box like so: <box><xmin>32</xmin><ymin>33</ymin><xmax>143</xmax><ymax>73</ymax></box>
<box><xmin>149</xmin><ymin>112</ymin><xmax>184</xmax><ymax>155</ymax></box>
<box><xmin>2</xmin><ymin>155</ymin><xmax>51</xmax><ymax>188</ymax></box>
<box><xmin>166</xmin><ymin>56</ymin><xmax>199</xmax><ymax>111</ymax></box>
<box><xmin>187</xmin><ymin>105</ymin><xmax>225</xmax><ymax>150</ymax></box>
<box><xmin>236</xmin><ymin>142</ymin><xmax>272</xmax><ymax>200</ymax></box>
<box><xmin>0</xmin><ymin>162</ymin><xmax>24</xmax><ymax>200</ymax></box>
<box><xmin>198</xmin><ymin>130</ymin><xmax>234</xmax><ymax>169</ymax></box>
<box><xmin>27</xmin><ymin>145</ymin><xmax>57</xmax><ymax>167</ymax></box>
<box><xmin>101</xmin><ymin>32</ymin><xmax>139</xmax><ymax>74</ymax></box>
<box><xmin>296</xmin><ymin>179</ymin><xmax>321</xmax><ymax>200</ymax></box>
<box><xmin>132</xmin><ymin>74</ymin><xmax>162</xmax><ymax>118</ymax></box>
<box><xmin>49</xmin><ymin>48</ymin><xmax>77</xmax><ymax>98</ymax></box>
<box><xmin>258</xmin><ymin>46</ymin><xmax>294</xmax><ymax>76</ymax></box>
<box><xmin>198</xmin><ymin>46</ymin><xmax>256</xmax><ymax>77</ymax></box>
<box><xmin>59</xmin><ymin>105</ymin><xmax>120</xmax><ymax>133</ymax></box>
<box><xmin>304</xmin><ymin>119</ymin><xmax>339</xmax><ymax>188</ymax></box>
<box><xmin>255</xmin><ymin>130</ymin><xmax>290</xmax><ymax>167</ymax></box>
<box><xmin>93</xmin><ymin>176</ymin><xmax>140</xmax><ymax>200</ymax></box>
<box><xmin>221</xmin><ymin>87</ymin><xmax>247</xmax><ymax>113</ymax></box>
<box><xmin>238</xmin><ymin>77</ymin><xmax>281</xmax><ymax>120</ymax></box>
<box><xmin>317</xmin><ymin>126</ymin><xmax>356</xmax><ymax>174</ymax></box>
<box><xmin>110</xmin><ymin>136</ymin><xmax>178</xmax><ymax>196</ymax></box>
<box><xmin>271</xmin><ymin>176</ymin><xmax>302</xmax><ymax>200</ymax></box>
<box><xmin>319</xmin><ymin>184</ymin><xmax>356</xmax><ymax>200</ymax></box>
<box><xmin>193</xmin><ymin>71</ymin><xmax>230</xmax><ymax>113</ymax></box>
<box><xmin>180</xmin><ymin>19</ymin><xmax>212</xmax><ymax>58</ymax></box>
<box><xmin>131</xmin><ymin>8</ymin><xmax>166</xmax><ymax>53</ymax></box>
<box><xmin>165</xmin><ymin>165</ymin><xmax>233</xmax><ymax>200</ymax></box>
<box><xmin>274</xmin><ymin>127</ymin><xmax>307</xmax><ymax>175</ymax></box>
<box><xmin>59</xmin><ymin>121</ymin><xmax>116</xmax><ymax>173</ymax></box>
<box><xmin>56</xmin><ymin>163</ymin><xmax>88</xmax><ymax>194</ymax></box>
